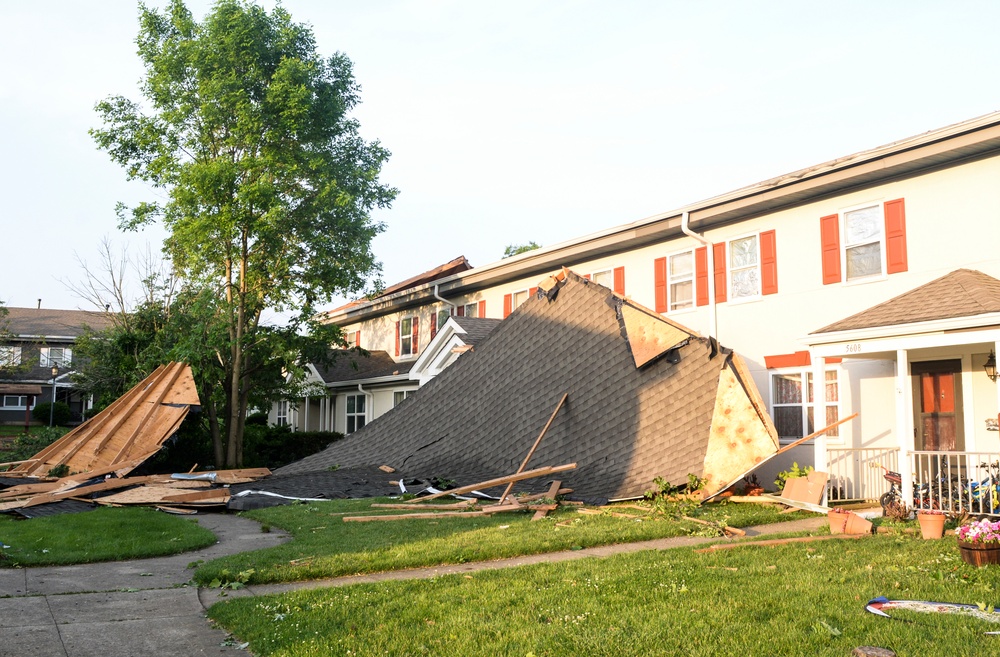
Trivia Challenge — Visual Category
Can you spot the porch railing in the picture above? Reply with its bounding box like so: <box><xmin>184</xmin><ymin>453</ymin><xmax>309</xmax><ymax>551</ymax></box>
<box><xmin>909</xmin><ymin>450</ymin><xmax>1000</xmax><ymax>516</ymax></box>
<box><xmin>826</xmin><ymin>447</ymin><xmax>899</xmax><ymax>503</ymax></box>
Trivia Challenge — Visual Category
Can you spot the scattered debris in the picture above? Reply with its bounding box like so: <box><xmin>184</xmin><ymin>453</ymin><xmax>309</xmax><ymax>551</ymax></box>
<box><xmin>853</xmin><ymin>648</ymin><xmax>896</xmax><ymax>657</ymax></box>
<box><xmin>866</xmin><ymin>597</ymin><xmax>1000</xmax><ymax>632</ymax></box>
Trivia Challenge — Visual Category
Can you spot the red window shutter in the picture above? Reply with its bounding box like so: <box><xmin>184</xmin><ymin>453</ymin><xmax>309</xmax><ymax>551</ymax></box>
<box><xmin>820</xmin><ymin>214</ymin><xmax>841</xmax><ymax>285</ymax></box>
<box><xmin>760</xmin><ymin>230</ymin><xmax>777</xmax><ymax>295</ymax></box>
<box><xmin>713</xmin><ymin>242</ymin><xmax>727</xmax><ymax>303</ymax></box>
<box><xmin>583</xmin><ymin>274</ymin><xmax>591</xmax><ymax>281</ymax></box>
<box><xmin>456</xmin><ymin>305</ymin><xmax>465</xmax><ymax>317</ymax></box>
<box><xmin>394</xmin><ymin>321</ymin><xmax>401</xmax><ymax>357</ymax></box>
<box><xmin>884</xmin><ymin>198</ymin><xmax>908</xmax><ymax>274</ymax></box>
<box><xmin>503</xmin><ymin>294</ymin><xmax>512</xmax><ymax>318</ymax></box>
<box><xmin>412</xmin><ymin>316</ymin><xmax>419</xmax><ymax>353</ymax></box>
<box><xmin>355</xmin><ymin>331</ymin><xmax>361</xmax><ymax>347</ymax></box>
<box><xmin>529</xmin><ymin>287</ymin><xmax>538</xmax><ymax>297</ymax></box>
<box><xmin>613</xmin><ymin>267</ymin><xmax>625</xmax><ymax>295</ymax></box>
<box><xmin>695</xmin><ymin>247</ymin><xmax>708</xmax><ymax>307</ymax></box>
<box><xmin>478</xmin><ymin>300</ymin><xmax>486</xmax><ymax>317</ymax></box>
<box><xmin>653</xmin><ymin>257</ymin><xmax>667</xmax><ymax>313</ymax></box>
<box><xmin>429</xmin><ymin>312</ymin><xmax>437</xmax><ymax>340</ymax></box>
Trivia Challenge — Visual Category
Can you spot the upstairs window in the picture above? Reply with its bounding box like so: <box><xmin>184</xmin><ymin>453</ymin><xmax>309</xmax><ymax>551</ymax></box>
<box><xmin>668</xmin><ymin>250</ymin><xmax>694</xmax><ymax>312</ymax></box>
<box><xmin>396</xmin><ymin>316</ymin><xmax>419</xmax><ymax>357</ymax></box>
<box><xmin>591</xmin><ymin>269</ymin><xmax>613</xmax><ymax>289</ymax></box>
<box><xmin>40</xmin><ymin>347</ymin><xmax>72</xmax><ymax>368</ymax></box>
<box><xmin>393</xmin><ymin>390</ymin><xmax>410</xmax><ymax>407</ymax></box>
<box><xmin>821</xmin><ymin>199</ymin><xmax>906</xmax><ymax>285</ymax></box>
<box><xmin>344</xmin><ymin>330</ymin><xmax>360</xmax><ymax>348</ymax></box>
<box><xmin>728</xmin><ymin>234</ymin><xmax>760</xmax><ymax>301</ymax></box>
<box><xmin>0</xmin><ymin>346</ymin><xmax>21</xmax><ymax>367</ymax></box>
<box><xmin>504</xmin><ymin>288</ymin><xmax>537</xmax><ymax>317</ymax></box>
<box><xmin>843</xmin><ymin>205</ymin><xmax>884</xmax><ymax>280</ymax></box>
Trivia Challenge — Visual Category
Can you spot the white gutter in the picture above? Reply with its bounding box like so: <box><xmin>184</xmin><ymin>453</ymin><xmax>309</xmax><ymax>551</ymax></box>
<box><xmin>433</xmin><ymin>284</ymin><xmax>456</xmax><ymax>312</ymax></box>
<box><xmin>680</xmin><ymin>211</ymin><xmax>718</xmax><ymax>340</ymax></box>
<box><xmin>357</xmin><ymin>383</ymin><xmax>373</xmax><ymax>424</ymax></box>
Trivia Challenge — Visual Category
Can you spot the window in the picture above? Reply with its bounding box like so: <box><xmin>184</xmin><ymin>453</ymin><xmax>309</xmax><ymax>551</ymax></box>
<box><xmin>843</xmin><ymin>204</ymin><xmax>884</xmax><ymax>280</ymax></box>
<box><xmin>275</xmin><ymin>400</ymin><xmax>289</xmax><ymax>427</ymax></box>
<box><xmin>668</xmin><ymin>251</ymin><xmax>694</xmax><ymax>312</ymax></box>
<box><xmin>591</xmin><ymin>269</ymin><xmax>613</xmax><ymax>289</ymax></box>
<box><xmin>39</xmin><ymin>347</ymin><xmax>72</xmax><ymax>368</ymax></box>
<box><xmin>771</xmin><ymin>369</ymin><xmax>840</xmax><ymax>444</ymax></box>
<box><xmin>504</xmin><ymin>288</ymin><xmax>537</xmax><ymax>317</ymax></box>
<box><xmin>728</xmin><ymin>234</ymin><xmax>760</xmax><ymax>301</ymax></box>
<box><xmin>346</xmin><ymin>393</ymin><xmax>366</xmax><ymax>433</ymax></box>
<box><xmin>2</xmin><ymin>395</ymin><xmax>32</xmax><ymax>410</ymax></box>
<box><xmin>462</xmin><ymin>303</ymin><xmax>478</xmax><ymax>318</ymax></box>
<box><xmin>512</xmin><ymin>289</ymin><xmax>530</xmax><ymax>308</ymax></box>
<box><xmin>393</xmin><ymin>390</ymin><xmax>410</xmax><ymax>407</ymax></box>
<box><xmin>437</xmin><ymin>309</ymin><xmax>451</xmax><ymax>328</ymax></box>
<box><xmin>344</xmin><ymin>330</ymin><xmax>360</xmax><ymax>348</ymax></box>
<box><xmin>0</xmin><ymin>345</ymin><xmax>21</xmax><ymax>367</ymax></box>
<box><xmin>821</xmin><ymin>199</ymin><xmax>906</xmax><ymax>285</ymax></box>
<box><xmin>397</xmin><ymin>316</ymin><xmax>418</xmax><ymax>357</ymax></box>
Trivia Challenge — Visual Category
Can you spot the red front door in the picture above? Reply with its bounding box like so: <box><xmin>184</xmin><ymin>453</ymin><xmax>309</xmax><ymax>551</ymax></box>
<box><xmin>913</xmin><ymin>360</ymin><xmax>964</xmax><ymax>451</ymax></box>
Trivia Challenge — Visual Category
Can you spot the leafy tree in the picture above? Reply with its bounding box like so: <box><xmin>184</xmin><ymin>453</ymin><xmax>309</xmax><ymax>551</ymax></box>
<box><xmin>502</xmin><ymin>241</ymin><xmax>541</xmax><ymax>258</ymax></box>
<box><xmin>91</xmin><ymin>0</ymin><xmax>396</xmax><ymax>467</ymax></box>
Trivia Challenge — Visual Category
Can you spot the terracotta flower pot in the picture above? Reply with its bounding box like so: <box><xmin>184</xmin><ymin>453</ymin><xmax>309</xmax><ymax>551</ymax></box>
<box><xmin>917</xmin><ymin>512</ymin><xmax>946</xmax><ymax>540</ymax></box>
<box><xmin>828</xmin><ymin>510</ymin><xmax>848</xmax><ymax>534</ymax></box>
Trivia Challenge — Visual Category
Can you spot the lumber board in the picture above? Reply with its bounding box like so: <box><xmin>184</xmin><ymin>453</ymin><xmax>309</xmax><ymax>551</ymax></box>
<box><xmin>371</xmin><ymin>501</ymin><xmax>477</xmax><ymax>510</ymax></box>
<box><xmin>498</xmin><ymin>394</ymin><xmax>567</xmax><ymax>505</ymax></box>
<box><xmin>405</xmin><ymin>463</ymin><xmax>577</xmax><ymax>503</ymax></box>
<box><xmin>161</xmin><ymin>488</ymin><xmax>233</xmax><ymax>503</ymax></box>
<box><xmin>344</xmin><ymin>510</ymin><xmax>493</xmax><ymax>522</ymax></box>
<box><xmin>529</xmin><ymin>480</ymin><xmax>564</xmax><ymax>521</ymax></box>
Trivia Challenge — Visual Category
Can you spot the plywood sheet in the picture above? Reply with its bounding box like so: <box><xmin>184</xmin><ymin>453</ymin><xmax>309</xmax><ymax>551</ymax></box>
<box><xmin>620</xmin><ymin>303</ymin><xmax>693</xmax><ymax>368</ymax></box>
<box><xmin>701</xmin><ymin>362</ymin><xmax>779</xmax><ymax>496</ymax></box>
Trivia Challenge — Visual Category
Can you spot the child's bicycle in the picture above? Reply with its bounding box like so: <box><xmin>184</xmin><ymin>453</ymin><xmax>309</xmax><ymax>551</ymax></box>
<box><xmin>876</xmin><ymin>464</ymin><xmax>941</xmax><ymax>514</ymax></box>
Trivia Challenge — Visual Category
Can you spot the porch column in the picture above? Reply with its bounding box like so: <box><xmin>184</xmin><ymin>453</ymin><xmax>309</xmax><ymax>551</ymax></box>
<box><xmin>896</xmin><ymin>349</ymin><xmax>914</xmax><ymax>508</ymax></box>
<box><xmin>304</xmin><ymin>394</ymin><xmax>310</xmax><ymax>431</ymax></box>
<box><xmin>811</xmin><ymin>355</ymin><xmax>827</xmax><ymax>505</ymax></box>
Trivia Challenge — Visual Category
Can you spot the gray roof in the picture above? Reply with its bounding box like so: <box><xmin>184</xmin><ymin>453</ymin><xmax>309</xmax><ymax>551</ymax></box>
<box><xmin>450</xmin><ymin>317</ymin><xmax>501</xmax><ymax>346</ymax></box>
<box><xmin>3</xmin><ymin>307</ymin><xmax>112</xmax><ymax>338</ymax></box>
<box><xmin>278</xmin><ymin>272</ymin><xmax>759</xmax><ymax>502</ymax></box>
<box><xmin>813</xmin><ymin>269</ymin><xmax>1000</xmax><ymax>334</ymax></box>
<box><xmin>312</xmin><ymin>349</ymin><xmax>413</xmax><ymax>385</ymax></box>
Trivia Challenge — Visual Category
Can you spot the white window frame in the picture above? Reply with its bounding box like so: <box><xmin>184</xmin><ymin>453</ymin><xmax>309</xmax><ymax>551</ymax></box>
<box><xmin>666</xmin><ymin>248</ymin><xmax>695</xmax><ymax>314</ymax></box>
<box><xmin>343</xmin><ymin>330</ymin><xmax>359</xmax><ymax>348</ymax></box>
<box><xmin>589</xmin><ymin>269</ymin><xmax>614</xmax><ymax>289</ymax></box>
<box><xmin>393</xmin><ymin>390</ymin><xmax>411</xmax><ymax>407</ymax></box>
<box><xmin>39</xmin><ymin>346</ymin><xmax>72</xmax><ymax>368</ymax></box>
<box><xmin>840</xmin><ymin>201</ymin><xmax>888</xmax><ymax>284</ymax></box>
<box><xmin>275</xmin><ymin>400</ymin><xmax>289</xmax><ymax>427</ymax></box>
<box><xmin>511</xmin><ymin>289</ymin><xmax>531</xmax><ymax>309</ymax></box>
<box><xmin>461</xmin><ymin>302</ymin><xmax>478</xmax><ymax>318</ymax></box>
<box><xmin>2</xmin><ymin>395</ymin><xmax>32</xmax><ymax>410</ymax></box>
<box><xmin>770</xmin><ymin>367</ymin><xmax>841</xmax><ymax>445</ymax></box>
<box><xmin>346</xmin><ymin>393</ymin><xmax>367</xmax><ymax>433</ymax></box>
<box><xmin>0</xmin><ymin>345</ymin><xmax>22</xmax><ymax>367</ymax></box>
<box><xmin>726</xmin><ymin>232</ymin><xmax>762</xmax><ymax>303</ymax></box>
<box><xmin>399</xmin><ymin>316</ymin><xmax>415</xmax><ymax>357</ymax></box>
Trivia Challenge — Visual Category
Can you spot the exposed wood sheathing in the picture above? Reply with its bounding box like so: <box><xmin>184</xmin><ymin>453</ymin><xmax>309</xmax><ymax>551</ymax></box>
<box><xmin>278</xmin><ymin>271</ymin><xmax>778</xmax><ymax>501</ymax></box>
<box><xmin>6</xmin><ymin>363</ymin><xmax>199</xmax><ymax>479</ymax></box>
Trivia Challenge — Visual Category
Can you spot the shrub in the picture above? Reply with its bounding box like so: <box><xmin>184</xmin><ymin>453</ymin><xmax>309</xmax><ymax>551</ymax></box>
<box><xmin>773</xmin><ymin>461</ymin><xmax>814</xmax><ymax>491</ymax></box>
<box><xmin>31</xmin><ymin>401</ymin><xmax>72</xmax><ymax>426</ymax></box>
<box><xmin>241</xmin><ymin>425</ymin><xmax>343</xmax><ymax>469</ymax></box>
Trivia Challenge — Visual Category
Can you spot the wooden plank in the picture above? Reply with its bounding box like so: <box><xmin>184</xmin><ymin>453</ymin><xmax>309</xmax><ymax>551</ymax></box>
<box><xmin>774</xmin><ymin>413</ymin><xmax>858</xmax><ymax>456</ymax></box>
<box><xmin>344</xmin><ymin>510</ymin><xmax>493</xmax><ymax>522</ymax></box>
<box><xmin>510</xmin><ymin>488</ymin><xmax>572</xmax><ymax>504</ymax></box>
<box><xmin>529</xmin><ymin>480</ymin><xmax>564</xmax><ymax>521</ymax></box>
<box><xmin>371</xmin><ymin>501</ymin><xmax>477</xmax><ymax>510</ymax></box>
<box><xmin>498</xmin><ymin>394</ymin><xmax>568</xmax><ymax>505</ymax></box>
<box><xmin>161</xmin><ymin>488</ymin><xmax>233</xmax><ymax>503</ymax></box>
<box><xmin>110</xmin><ymin>362</ymin><xmax>188</xmax><ymax>466</ymax></box>
<box><xmin>404</xmin><ymin>463</ymin><xmax>577</xmax><ymax>503</ymax></box>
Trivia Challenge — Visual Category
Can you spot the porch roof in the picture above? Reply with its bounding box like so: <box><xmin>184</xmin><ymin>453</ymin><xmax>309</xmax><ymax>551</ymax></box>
<box><xmin>812</xmin><ymin>269</ymin><xmax>1000</xmax><ymax>335</ymax></box>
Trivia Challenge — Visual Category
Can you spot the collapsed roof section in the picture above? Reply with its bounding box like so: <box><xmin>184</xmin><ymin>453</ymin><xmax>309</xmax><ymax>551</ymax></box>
<box><xmin>279</xmin><ymin>270</ymin><xmax>778</xmax><ymax>501</ymax></box>
<box><xmin>4</xmin><ymin>362</ymin><xmax>200</xmax><ymax>479</ymax></box>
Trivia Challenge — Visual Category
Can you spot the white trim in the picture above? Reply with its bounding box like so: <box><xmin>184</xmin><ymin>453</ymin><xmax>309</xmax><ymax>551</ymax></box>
<box><xmin>805</xmin><ymin>315</ymin><xmax>1000</xmax><ymax>349</ymax></box>
<box><xmin>409</xmin><ymin>317</ymin><xmax>469</xmax><ymax>385</ymax></box>
<box><xmin>769</xmin><ymin>365</ymin><xmax>842</xmax><ymax>446</ymax></box>
<box><xmin>808</xmin><ymin>327</ymin><xmax>1000</xmax><ymax>359</ymax></box>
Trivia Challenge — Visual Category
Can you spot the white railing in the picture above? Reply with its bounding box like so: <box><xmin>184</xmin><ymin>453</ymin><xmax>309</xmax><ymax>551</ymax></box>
<box><xmin>826</xmin><ymin>447</ymin><xmax>899</xmax><ymax>503</ymax></box>
<box><xmin>909</xmin><ymin>451</ymin><xmax>1000</xmax><ymax>516</ymax></box>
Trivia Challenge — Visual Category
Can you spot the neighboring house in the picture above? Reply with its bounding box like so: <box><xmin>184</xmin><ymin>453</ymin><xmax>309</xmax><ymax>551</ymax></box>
<box><xmin>0</xmin><ymin>307</ymin><xmax>111</xmax><ymax>425</ymax></box>
<box><xmin>409</xmin><ymin>316</ymin><xmax>502</xmax><ymax>386</ymax></box>
<box><xmin>293</xmin><ymin>110</ymin><xmax>1000</xmax><ymax>507</ymax></box>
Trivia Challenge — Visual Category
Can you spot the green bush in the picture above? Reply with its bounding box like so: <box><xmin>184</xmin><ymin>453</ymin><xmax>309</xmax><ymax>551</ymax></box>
<box><xmin>31</xmin><ymin>401</ymin><xmax>72</xmax><ymax>426</ymax></box>
<box><xmin>241</xmin><ymin>425</ymin><xmax>343</xmax><ymax>469</ymax></box>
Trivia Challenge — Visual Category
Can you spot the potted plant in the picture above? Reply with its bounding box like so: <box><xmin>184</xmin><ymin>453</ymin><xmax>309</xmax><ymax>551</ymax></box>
<box><xmin>916</xmin><ymin>509</ymin><xmax>947</xmax><ymax>540</ymax></box>
<box><xmin>956</xmin><ymin>518</ymin><xmax>1000</xmax><ymax>566</ymax></box>
<box><xmin>741</xmin><ymin>474</ymin><xmax>764</xmax><ymax>496</ymax></box>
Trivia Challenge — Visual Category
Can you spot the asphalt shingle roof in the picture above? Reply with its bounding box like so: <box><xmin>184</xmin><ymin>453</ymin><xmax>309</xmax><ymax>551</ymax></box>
<box><xmin>312</xmin><ymin>349</ymin><xmax>413</xmax><ymax>384</ymax></box>
<box><xmin>3</xmin><ymin>307</ymin><xmax>112</xmax><ymax>338</ymax></box>
<box><xmin>450</xmin><ymin>317</ymin><xmax>501</xmax><ymax>346</ymax></box>
<box><xmin>278</xmin><ymin>272</ymin><xmax>744</xmax><ymax>502</ymax></box>
<box><xmin>813</xmin><ymin>269</ymin><xmax>1000</xmax><ymax>334</ymax></box>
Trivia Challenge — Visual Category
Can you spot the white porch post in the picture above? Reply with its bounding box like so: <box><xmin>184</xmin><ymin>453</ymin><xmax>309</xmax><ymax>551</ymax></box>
<box><xmin>319</xmin><ymin>396</ymin><xmax>326</xmax><ymax>431</ymax></box>
<box><xmin>811</xmin><ymin>355</ymin><xmax>827</xmax><ymax>505</ymax></box>
<box><xmin>304</xmin><ymin>394</ymin><xmax>310</xmax><ymax>431</ymax></box>
<box><xmin>896</xmin><ymin>349</ymin><xmax>914</xmax><ymax>507</ymax></box>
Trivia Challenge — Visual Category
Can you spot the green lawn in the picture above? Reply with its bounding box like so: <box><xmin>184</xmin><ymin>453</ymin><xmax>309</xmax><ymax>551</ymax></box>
<box><xmin>193</xmin><ymin>498</ymin><xmax>813</xmax><ymax>586</ymax></box>
<box><xmin>209</xmin><ymin>533</ymin><xmax>1000</xmax><ymax>657</ymax></box>
<box><xmin>0</xmin><ymin>506</ymin><xmax>216</xmax><ymax>567</ymax></box>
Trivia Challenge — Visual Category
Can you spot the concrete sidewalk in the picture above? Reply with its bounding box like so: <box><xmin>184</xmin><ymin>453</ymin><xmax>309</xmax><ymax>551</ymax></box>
<box><xmin>0</xmin><ymin>513</ymin><xmax>828</xmax><ymax>657</ymax></box>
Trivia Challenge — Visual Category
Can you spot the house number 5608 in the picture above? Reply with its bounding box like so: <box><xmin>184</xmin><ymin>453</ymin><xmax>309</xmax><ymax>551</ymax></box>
<box><xmin>845</xmin><ymin>343</ymin><xmax>862</xmax><ymax>353</ymax></box>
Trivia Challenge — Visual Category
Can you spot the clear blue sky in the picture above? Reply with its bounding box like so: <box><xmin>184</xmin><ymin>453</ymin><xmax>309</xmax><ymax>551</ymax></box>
<box><xmin>2</xmin><ymin>1</ymin><xmax>999</xmax><ymax>318</ymax></box>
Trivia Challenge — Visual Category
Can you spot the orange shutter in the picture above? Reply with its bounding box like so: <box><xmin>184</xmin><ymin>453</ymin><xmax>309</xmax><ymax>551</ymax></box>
<box><xmin>884</xmin><ymin>198</ymin><xmax>907</xmax><ymax>274</ymax></box>
<box><xmin>713</xmin><ymin>243</ymin><xmax>727</xmax><ymax>303</ymax></box>
<box><xmin>503</xmin><ymin>294</ymin><xmax>512</xmax><ymax>318</ymax></box>
<box><xmin>760</xmin><ymin>230</ymin><xmax>777</xmax><ymax>295</ymax></box>
<box><xmin>529</xmin><ymin>287</ymin><xmax>538</xmax><ymax>297</ymax></box>
<box><xmin>456</xmin><ymin>305</ymin><xmax>464</xmax><ymax>317</ymax></box>
<box><xmin>478</xmin><ymin>300</ymin><xmax>486</xmax><ymax>317</ymax></box>
<box><xmin>394</xmin><ymin>321</ymin><xmax>400</xmax><ymax>356</ymax></box>
<box><xmin>355</xmin><ymin>331</ymin><xmax>361</xmax><ymax>347</ymax></box>
<box><xmin>412</xmin><ymin>317</ymin><xmax>419</xmax><ymax>353</ymax></box>
<box><xmin>429</xmin><ymin>312</ymin><xmax>437</xmax><ymax>340</ymax></box>
<box><xmin>820</xmin><ymin>214</ymin><xmax>841</xmax><ymax>285</ymax></box>
<box><xmin>653</xmin><ymin>257</ymin><xmax>667</xmax><ymax>313</ymax></box>
<box><xmin>695</xmin><ymin>247</ymin><xmax>708</xmax><ymax>307</ymax></box>
<box><xmin>583</xmin><ymin>274</ymin><xmax>591</xmax><ymax>280</ymax></box>
<box><xmin>613</xmin><ymin>267</ymin><xmax>625</xmax><ymax>295</ymax></box>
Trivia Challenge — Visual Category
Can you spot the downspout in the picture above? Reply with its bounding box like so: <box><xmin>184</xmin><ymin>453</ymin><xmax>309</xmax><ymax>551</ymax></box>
<box><xmin>680</xmin><ymin>211</ymin><xmax>718</xmax><ymax>341</ymax></box>
<box><xmin>433</xmin><ymin>284</ymin><xmax>456</xmax><ymax>312</ymax></box>
<box><xmin>357</xmin><ymin>383</ymin><xmax>373</xmax><ymax>425</ymax></box>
